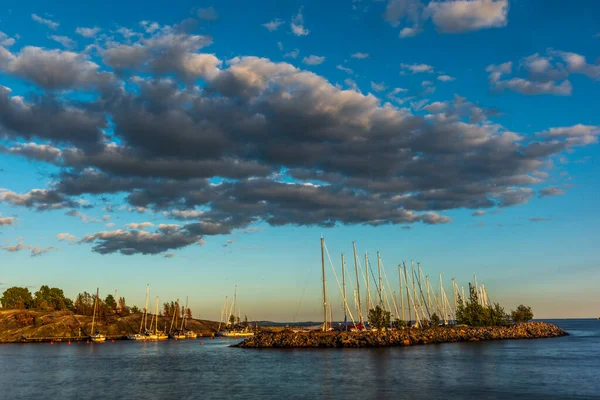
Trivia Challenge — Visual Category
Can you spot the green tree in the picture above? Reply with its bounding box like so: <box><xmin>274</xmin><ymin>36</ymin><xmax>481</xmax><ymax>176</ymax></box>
<box><xmin>511</xmin><ymin>305</ymin><xmax>534</xmax><ymax>324</ymax></box>
<box><xmin>131</xmin><ymin>305</ymin><xmax>140</xmax><ymax>313</ymax></box>
<box><xmin>118</xmin><ymin>297</ymin><xmax>127</xmax><ymax>314</ymax></box>
<box><xmin>487</xmin><ymin>303</ymin><xmax>510</xmax><ymax>326</ymax></box>
<box><xmin>104</xmin><ymin>294</ymin><xmax>116</xmax><ymax>311</ymax></box>
<box><xmin>368</xmin><ymin>305</ymin><xmax>391</xmax><ymax>331</ymax></box>
<box><xmin>456</xmin><ymin>283</ymin><xmax>486</xmax><ymax>326</ymax></box>
<box><xmin>1</xmin><ymin>287</ymin><xmax>34</xmax><ymax>309</ymax></box>
<box><xmin>430</xmin><ymin>313</ymin><xmax>441</xmax><ymax>326</ymax></box>
<box><xmin>393</xmin><ymin>318</ymin><xmax>406</xmax><ymax>328</ymax></box>
<box><xmin>34</xmin><ymin>285</ymin><xmax>72</xmax><ymax>310</ymax></box>
<box><xmin>456</xmin><ymin>283</ymin><xmax>510</xmax><ymax>327</ymax></box>
<box><xmin>229</xmin><ymin>314</ymin><xmax>236</xmax><ymax>326</ymax></box>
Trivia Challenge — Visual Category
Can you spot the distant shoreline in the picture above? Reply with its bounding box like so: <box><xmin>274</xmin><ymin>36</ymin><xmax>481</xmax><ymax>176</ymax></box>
<box><xmin>234</xmin><ymin>322</ymin><xmax>568</xmax><ymax>349</ymax></box>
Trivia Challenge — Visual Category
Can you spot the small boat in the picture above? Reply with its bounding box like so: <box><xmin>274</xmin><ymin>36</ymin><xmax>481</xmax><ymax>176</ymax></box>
<box><xmin>218</xmin><ymin>329</ymin><xmax>254</xmax><ymax>337</ymax></box>
<box><xmin>185</xmin><ymin>331</ymin><xmax>197</xmax><ymax>339</ymax></box>
<box><xmin>89</xmin><ymin>288</ymin><xmax>106</xmax><ymax>343</ymax></box>
<box><xmin>128</xmin><ymin>285</ymin><xmax>151</xmax><ymax>340</ymax></box>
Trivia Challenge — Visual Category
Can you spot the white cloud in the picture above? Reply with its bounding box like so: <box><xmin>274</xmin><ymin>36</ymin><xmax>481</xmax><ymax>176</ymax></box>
<box><xmin>140</xmin><ymin>21</ymin><xmax>160</xmax><ymax>34</ymax></box>
<box><xmin>126</xmin><ymin>222</ymin><xmax>154</xmax><ymax>230</ymax></box>
<box><xmin>31</xmin><ymin>14</ymin><xmax>59</xmax><ymax>30</ymax></box>
<box><xmin>277</xmin><ymin>41</ymin><xmax>283</xmax><ymax>51</ymax></box>
<box><xmin>336</xmin><ymin>64</ymin><xmax>353</xmax><ymax>74</ymax></box>
<box><xmin>302</xmin><ymin>55</ymin><xmax>325</xmax><ymax>65</ymax></box>
<box><xmin>421</xmin><ymin>80</ymin><xmax>433</xmax><ymax>87</ymax></box>
<box><xmin>284</xmin><ymin>49</ymin><xmax>299</xmax><ymax>59</ymax></box>
<box><xmin>401</xmin><ymin>63</ymin><xmax>434</xmax><ymax>73</ymax></box>
<box><xmin>56</xmin><ymin>232</ymin><xmax>77</xmax><ymax>242</ymax></box>
<box><xmin>75</xmin><ymin>27</ymin><xmax>101</xmax><ymax>38</ymax></box>
<box><xmin>0</xmin><ymin>31</ymin><xmax>17</xmax><ymax>47</ymax></box>
<box><xmin>437</xmin><ymin>74</ymin><xmax>455</xmax><ymax>82</ymax></box>
<box><xmin>291</xmin><ymin>7</ymin><xmax>310</xmax><ymax>36</ymax></box>
<box><xmin>370</xmin><ymin>82</ymin><xmax>386</xmax><ymax>92</ymax></box>
<box><xmin>399</xmin><ymin>26</ymin><xmax>421</xmax><ymax>38</ymax></box>
<box><xmin>49</xmin><ymin>35</ymin><xmax>76</xmax><ymax>49</ymax></box>
<box><xmin>197</xmin><ymin>7</ymin><xmax>219</xmax><ymax>21</ymax></box>
<box><xmin>263</xmin><ymin>19</ymin><xmax>284</xmax><ymax>32</ymax></box>
<box><xmin>351</xmin><ymin>52</ymin><xmax>369</xmax><ymax>59</ymax></box>
<box><xmin>426</xmin><ymin>0</ymin><xmax>509</xmax><ymax>33</ymax></box>
<box><xmin>0</xmin><ymin>213</ymin><xmax>15</xmax><ymax>226</ymax></box>
<box><xmin>344</xmin><ymin>78</ymin><xmax>359</xmax><ymax>91</ymax></box>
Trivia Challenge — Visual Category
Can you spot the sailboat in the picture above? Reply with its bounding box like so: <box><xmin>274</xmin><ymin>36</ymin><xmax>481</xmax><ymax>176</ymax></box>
<box><xmin>127</xmin><ymin>284</ymin><xmax>150</xmax><ymax>340</ymax></box>
<box><xmin>216</xmin><ymin>287</ymin><xmax>254</xmax><ymax>337</ymax></box>
<box><xmin>153</xmin><ymin>297</ymin><xmax>169</xmax><ymax>340</ymax></box>
<box><xmin>90</xmin><ymin>288</ymin><xmax>106</xmax><ymax>343</ymax></box>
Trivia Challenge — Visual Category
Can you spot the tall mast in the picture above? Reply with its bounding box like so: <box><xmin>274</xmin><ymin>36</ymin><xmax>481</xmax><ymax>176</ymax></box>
<box><xmin>377</xmin><ymin>251</ymin><xmax>383</xmax><ymax>307</ymax></box>
<box><xmin>170</xmin><ymin>299</ymin><xmax>178</xmax><ymax>334</ymax></box>
<box><xmin>320</xmin><ymin>237</ymin><xmax>327</xmax><ymax>332</ymax></box>
<box><xmin>115</xmin><ymin>288</ymin><xmax>118</xmax><ymax>313</ymax></box>
<box><xmin>411</xmin><ymin>261</ymin><xmax>417</xmax><ymax>317</ymax></box>
<box><xmin>416</xmin><ymin>263</ymin><xmax>430</xmax><ymax>319</ymax></box>
<box><xmin>398</xmin><ymin>265</ymin><xmax>405</xmax><ymax>322</ymax></box>
<box><xmin>91</xmin><ymin>287</ymin><xmax>99</xmax><ymax>335</ymax></box>
<box><xmin>365</xmin><ymin>253</ymin><xmax>370</xmax><ymax>314</ymax></box>
<box><xmin>403</xmin><ymin>263</ymin><xmax>411</xmax><ymax>324</ymax></box>
<box><xmin>232</xmin><ymin>286</ymin><xmax>237</xmax><ymax>323</ymax></box>
<box><xmin>180</xmin><ymin>296</ymin><xmax>188</xmax><ymax>331</ymax></box>
<box><xmin>142</xmin><ymin>284</ymin><xmax>149</xmax><ymax>332</ymax></box>
<box><xmin>440</xmin><ymin>274</ymin><xmax>447</xmax><ymax>325</ymax></box>
<box><xmin>341</xmin><ymin>253</ymin><xmax>347</xmax><ymax>330</ymax></box>
<box><xmin>352</xmin><ymin>241</ymin><xmax>363</xmax><ymax>325</ymax></box>
<box><xmin>225</xmin><ymin>296</ymin><xmax>229</xmax><ymax>326</ymax></box>
<box><xmin>154</xmin><ymin>296</ymin><xmax>159</xmax><ymax>334</ymax></box>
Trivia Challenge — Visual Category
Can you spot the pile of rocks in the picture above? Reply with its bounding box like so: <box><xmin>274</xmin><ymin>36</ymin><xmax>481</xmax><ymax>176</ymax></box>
<box><xmin>235</xmin><ymin>322</ymin><xmax>568</xmax><ymax>348</ymax></box>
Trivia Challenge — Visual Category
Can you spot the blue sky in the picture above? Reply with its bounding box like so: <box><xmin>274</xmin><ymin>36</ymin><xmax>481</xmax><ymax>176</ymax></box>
<box><xmin>0</xmin><ymin>0</ymin><xmax>598</xmax><ymax>320</ymax></box>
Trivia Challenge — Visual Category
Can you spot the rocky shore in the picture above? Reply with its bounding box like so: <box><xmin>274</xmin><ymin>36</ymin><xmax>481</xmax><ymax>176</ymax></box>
<box><xmin>235</xmin><ymin>322</ymin><xmax>567</xmax><ymax>348</ymax></box>
<box><xmin>0</xmin><ymin>310</ymin><xmax>219</xmax><ymax>343</ymax></box>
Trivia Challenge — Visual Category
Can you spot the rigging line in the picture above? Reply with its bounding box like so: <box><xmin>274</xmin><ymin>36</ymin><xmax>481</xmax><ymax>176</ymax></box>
<box><xmin>293</xmin><ymin>259</ymin><xmax>316</xmax><ymax>323</ymax></box>
<box><xmin>380</xmin><ymin>259</ymin><xmax>400</xmax><ymax>318</ymax></box>
<box><xmin>367</xmin><ymin>260</ymin><xmax>384</xmax><ymax>306</ymax></box>
<box><xmin>323</xmin><ymin>242</ymin><xmax>357</xmax><ymax>326</ymax></box>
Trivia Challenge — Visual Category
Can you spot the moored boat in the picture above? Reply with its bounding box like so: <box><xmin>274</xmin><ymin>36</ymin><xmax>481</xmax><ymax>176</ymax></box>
<box><xmin>89</xmin><ymin>288</ymin><xmax>106</xmax><ymax>343</ymax></box>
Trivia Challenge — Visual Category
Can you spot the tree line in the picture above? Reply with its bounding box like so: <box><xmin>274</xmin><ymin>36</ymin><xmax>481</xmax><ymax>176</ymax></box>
<box><xmin>366</xmin><ymin>282</ymin><xmax>534</xmax><ymax>330</ymax></box>
<box><xmin>1</xmin><ymin>286</ymin><xmax>131</xmax><ymax>317</ymax></box>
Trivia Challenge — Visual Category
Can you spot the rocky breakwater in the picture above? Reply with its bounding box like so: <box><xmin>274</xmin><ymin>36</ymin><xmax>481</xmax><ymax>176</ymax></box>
<box><xmin>235</xmin><ymin>322</ymin><xmax>567</xmax><ymax>348</ymax></box>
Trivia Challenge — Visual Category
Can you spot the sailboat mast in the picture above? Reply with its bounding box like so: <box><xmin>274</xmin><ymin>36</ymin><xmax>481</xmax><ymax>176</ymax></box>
<box><xmin>403</xmin><ymin>263</ymin><xmax>411</xmax><ymax>324</ymax></box>
<box><xmin>181</xmin><ymin>296</ymin><xmax>188</xmax><ymax>331</ymax></box>
<box><xmin>232</xmin><ymin>286</ymin><xmax>237</xmax><ymax>324</ymax></box>
<box><xmin>341</xmin><ymin>253</ymin><xmax>347</xmax><ymax>330</ymax></box>
<box><xmin>352</xmin><ymin>241</ymin><xmax>363</xmax><ymax>325</ymax></box>
<box><xmin>144</xmin><ymin>284</ymin><xmax>150</xmax><ymax>332</ymax></box>
<box><xmin>365</xmin><ymin>253</ymin><xmax>370</xmax><ymax>314</ymax></box>
<box><xmin>399</xmin><ymin>265</ymin><xmax>405</xmax><ymax>322</ymax></box>
<box><xmin>91</xmin><ymin>287</ymin><xmax>99</xmax><ymax>335</ymax></box>
<box><xmin>321</xmin><ymin>237</ymin><xmax>327</xmax><ymax>332</ymax></box>
<box><xmin>154</xmin><ymin>296</ymin><xmax>159</xmax><ymax>334</ymax></box>
<box><xmin>377</xmin><ymin>251</ymin><xmax>383</xmax><ymax>307</ymax></box>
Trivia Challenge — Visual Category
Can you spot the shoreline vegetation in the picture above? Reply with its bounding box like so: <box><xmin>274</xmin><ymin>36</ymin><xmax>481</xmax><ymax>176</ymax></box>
<box><xmin>0</xmin><ymin>309</ymin><xmax>220</xmax><ymax>343</ymax></box>
<box><xmin>235</xmin><ymin>322</ymin><xmax>568</xmax><ymax>349</ymax></box>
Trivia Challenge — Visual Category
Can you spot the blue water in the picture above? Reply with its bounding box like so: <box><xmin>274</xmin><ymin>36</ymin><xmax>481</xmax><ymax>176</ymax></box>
<box><xmin>0</xmin><ymin>319</ymin><xmax>598</xmax><ymax>399</ymax></box>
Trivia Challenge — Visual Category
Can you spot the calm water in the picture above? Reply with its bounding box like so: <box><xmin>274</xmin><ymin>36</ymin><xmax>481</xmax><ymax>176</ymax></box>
<box><xmin>1</xmin><ymin>319</ymin><xmax>598</xmax><ymax>399</ymax></box>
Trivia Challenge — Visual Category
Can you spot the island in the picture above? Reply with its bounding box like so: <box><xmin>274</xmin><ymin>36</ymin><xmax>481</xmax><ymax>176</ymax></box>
<box><xmin>234</xmin><ymin>322</ymin><xmax>567</xmax><ymax>348</ymax></box>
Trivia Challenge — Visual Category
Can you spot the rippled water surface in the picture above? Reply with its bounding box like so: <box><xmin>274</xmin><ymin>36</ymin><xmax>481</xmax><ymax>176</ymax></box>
<box><xmin>1</xmin><ymin>319</ymin><xmax>598</xmax><ymax>399</ymax></box>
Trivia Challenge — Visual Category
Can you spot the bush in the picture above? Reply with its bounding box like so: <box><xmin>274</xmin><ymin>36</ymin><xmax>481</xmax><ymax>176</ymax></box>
<box><xmin>511</xmin><ymin>305</ymin><xmax>534</xmax><ymax>324</ymax></box>
<box><xmin>430</xmin><ymin>313</ymin><xmax>441</xmax><ymax>326</ymax></box>
<box><xmin>368</xmin><ymin>305</ymin><xmax>391</xmax><ymax>331</ymax></box>
<box><xmin>456</xmin><ymin>283</ymin><xmax>509</xmax><ymax>327</ymax></box>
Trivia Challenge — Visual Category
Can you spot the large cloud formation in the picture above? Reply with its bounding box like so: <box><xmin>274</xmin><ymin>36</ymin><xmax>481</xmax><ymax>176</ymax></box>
<box><xmin>0</xmin><ymin>20</ymin><xmax>597</xmax><ymax>255</ymax></box>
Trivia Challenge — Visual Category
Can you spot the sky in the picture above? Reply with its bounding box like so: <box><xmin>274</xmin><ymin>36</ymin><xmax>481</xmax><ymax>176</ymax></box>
<box><xmin>0</xmin><ymin>0</ymin><xmax>598</xmax><ymax>321</ymax></box>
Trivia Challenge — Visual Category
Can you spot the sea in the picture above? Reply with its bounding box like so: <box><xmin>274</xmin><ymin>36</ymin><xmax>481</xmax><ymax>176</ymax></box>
<box><xmin>0</xmin><ymin>319</ymin><xmax>598</xmax><ymax>399</ymax></box>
